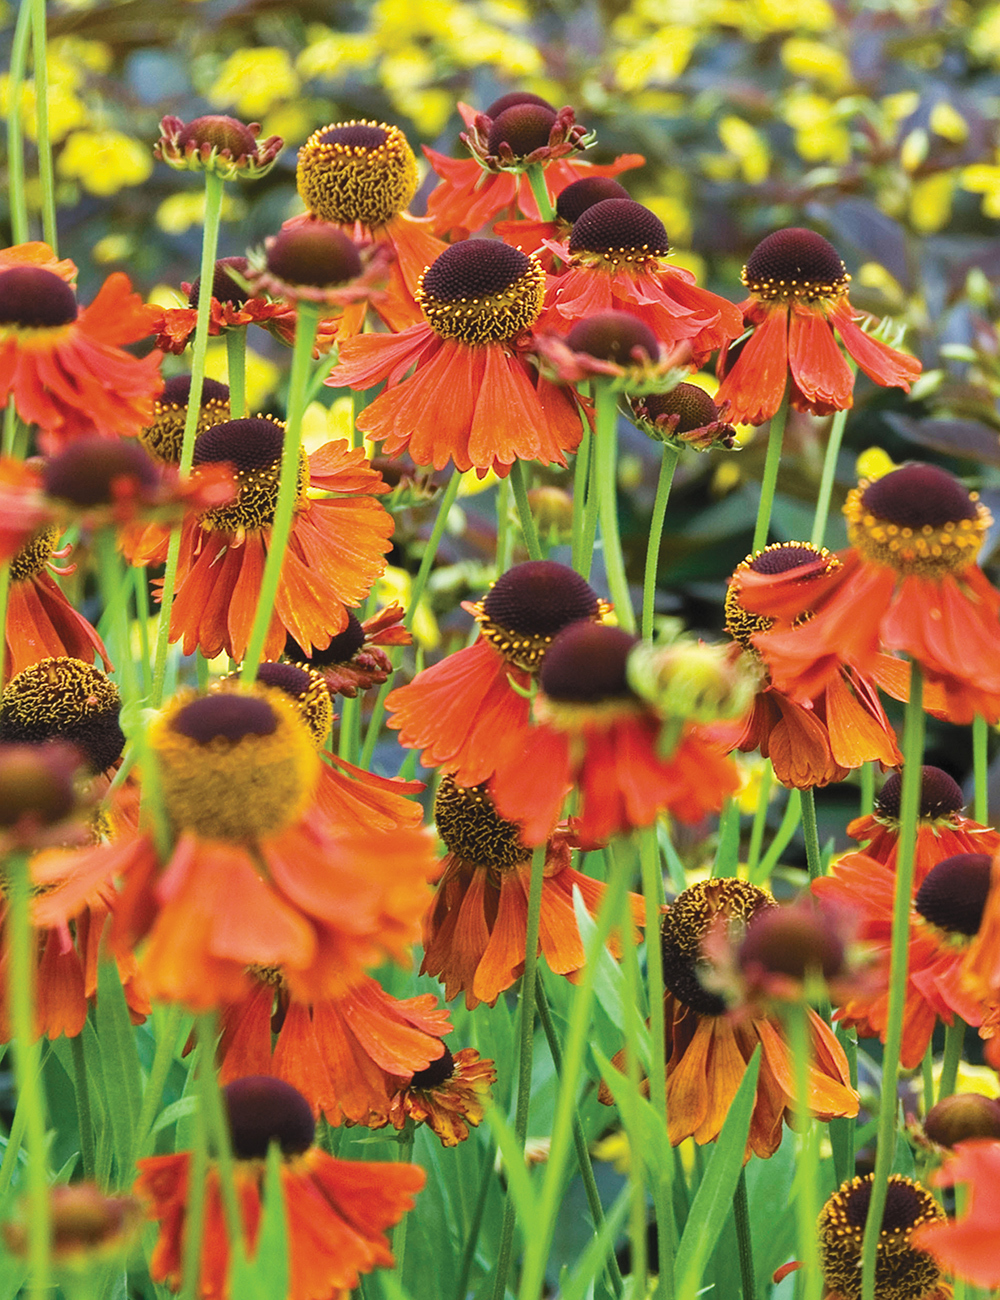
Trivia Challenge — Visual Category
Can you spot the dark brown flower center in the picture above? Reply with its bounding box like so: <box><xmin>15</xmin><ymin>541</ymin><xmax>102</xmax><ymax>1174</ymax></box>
<box><xmin>417</xmin><ymin>240</ymin><xmax>545</xmax><ymax>344</ymax></box>
<box><xmin>568</xmin><ymin>198</ymin><xmax>671</xmax><ymax>263</ymax></box>
<box><xmin>297</xmin><ymin>119</ymin><xmax>418</xmax><ymax>228</ymax></box>
<box><xmin>142</xmin><ymin>377</ymin><xmax>231</xmax><ymax>466</ymax></box>
<box><xmin>635</xmin><ymin>383</ymin><xmax>719</xmax><ymax>431</ymax></box>
<box><xmin>914</xmin><ymin>853</ymin><xmax>992</xmax><ymax>936</ymax></box>
<box><xmin>224</xmin><ymin>1076</ymin><xmax>316</xmax><ymax>1159</ymax></box>
<box><xmin>247</xmin><ymin>662</ymin><xmax>332</xmax><ymax>746</ymax></box>
<box><xmin>725</xmin><ymin>543</ymin><xmax>837</xmax><ymax>651</ymax></box>
<box><xmin>178</xmin><ymin>116</ymin><xmax>257</xmax><ymax>156</ymax></box>
<box><xmin>409</xmin><ymin>1045</ymin><xmax>455</xmax><ymax>1090</ymax></box>
<box><xmin>0</xmin><ymin>267</ymin><xmax>77</xmax><ymax>329</ymax></box>
<box><xmin>737</xmin><ymin>905</ymin><xmax>844</xmax><ymax>981</ymax></box>
<box><xmin>43</xmin><ymin>436</ymin><xmax>160</xmax><ymax>506</ymax></box>
<box><xmin>0</xmin><ymin>742</ymin><xmax>81</xmax><ymax>828</ymax></box>
<box><xmin>434</xmin><ymin>775</ymin><xmax>529</xmax><ymax>871</ymax></box>
<box><xmin>484</xmin><ymin>92</ymin><xmax>554</xmax><ymax>118</ymax></box>
<box><xmin>567</xmin><ymin>310</ymin><xmax>658</xmax><ymax>364</ymax></box>
<box><xmin>188</xmin><ymin>257</ymin><xmax>250</xmax><ymax>308</ymax></box>
<box><xmin>862</xmin><ymin>464</ymin><xmax>979</xmax><ymax>530</ymax></box>
<box><xmin>556</xmin><ymin>177</ymin><xmax>630</xmax><ymax>225</ymax></box>
<box><xmin>0</xmin><ymin>658</ymin><xmax>124</xmax><ymax>774</ymax></box>
<box><xmin>171</xmin><ymin>694</ymin><xmax>278</xmax><ymax>744</ymax></box>
<box><xmin>265</xmin><ymin>223</ymin><xmax>362</xmax><ymax>288</ymax></box>
<box><xmin>319</xmin><ymin>123</ymin><xmax>388</xmax><ymax>150</ymax></box>
<box><xmin>540</xmin><ymin>623</ymin><xmax>638</xmax><ymax>704</ymax></box>
<box><xmin>924</xmin><ymin>1092</ymin><xmax>1000</xmax><ymax>1147</ymax></box>
<box><xmin>287</xmin><ymin>613</ymin><xmax>366</xmax><ymax>666</ymax></box>
<box><xmin>486</xmin><ymin>104</ymin><xmax>556</xmax><ymax>157</ymax></box>
<box><xmin>194</xmin><ymin>415</ymin><xmax>305</xmax><ymax>533</ymax></box>
<box><xmin>662</xmin><ymin>879</ymin><xmax>775</xmax><ymax>1016</ymax></box>
<box><xmin>742</xmin><ymin>227</ymin><xmax>850</xmax><ymax>302</ymax></box>
<box><xmin>875</xmin><ymin>767</ymin><xmax>964</xmax><ymax>822</ymax></box>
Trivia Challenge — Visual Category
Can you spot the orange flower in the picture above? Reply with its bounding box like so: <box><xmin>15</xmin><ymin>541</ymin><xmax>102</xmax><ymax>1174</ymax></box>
<box><xmin>424</xmin><ymin>93</ymin><xmax>643</xmax><ymax>239</ymax></box>
<box><xmin>387</xmin><ymin>1045</ymin><xmax>496</xmax><ymax>1146</ymax></box>
<box><xmin>715</xmin><ymin>227</ymin><xmax>921</xmax><ymax>425</ymax></box>
<box><xmin>216</xmin><ymin>971</ymin><xmax>453</xmax><ymax>1129</ymax></box>
<box><xmin>151</xmin><ymin>256</ymin><xmax>302</xmax><ymax>355</ymax></box>
<box><xmin>743</xmin><ymin>464</ymin><xmax>1000</xmax><ymax>725</ymax></box>
<box><xmin>539</xmin><ymin>198</ymin><xmax>743</xmax><ymax>363</ymax></box>
<box><xmin>162</xmin><ymin>420</ymin><xmax>393</xmax><ymax>663</ymax></box>
<box><xmin>0</xmin><ymin>248</ymin><xmax>163</xmax><ymax>451</ymax></box>
<box><xmin>962</xmin><ymin>852</ymin><xmax>1000</xmax><ymax>1004</ymax></box>
<box><xmin>487</xmin><ymin>622</ymin><xmax>740</xmax><ymax>846</ymax></box>
<box><xmin>423</xmin><ymin>776</ymin><xmax>644</xmax><ymax>1009</ymax></box>
<box><xmin>814</xmin><ymin>850</ymin><xmax>997</xmax><ymax>1068</ymax></box>
<box><xmin>493</xmin><ymin>175</ymin><xmax>632</xmax><ymax>267</ymax></box>
<box><xmin>387</xmin><ymin>561</ymin><xmax>607</xmax><ymax>788</ymax></box>
<box><xmin>603</xmin><ymin>879</ymin><xmax>858</xmax><ymax>1159</ymax></box>
<box><xmin>285</xmin><ymin>603</ymin><xmax>410</xmax><ymax>699</ymax></box>
<box><xmin>325</xmin><ymin>240</ymin><xmax>582</xmax><ymax>476</ymax></box>
<box><xmin>724</xmin><ymin>543</ymin><xmax>901</xmax><ymax>788</ymax></box>
<box><xmin>913</xmin><ymin>1139</ymin><xmax>1000</xmax><ymax>1289</ymax></box>
<box><xmin>31</xmin><ymin>686</ymin><xmax>436</xmax><ymax>1008</ymax></box>
<box><xmin>136</xmin><ymin>1076</ymin><xmax>424</xmax><ymax>1300</ymax></box>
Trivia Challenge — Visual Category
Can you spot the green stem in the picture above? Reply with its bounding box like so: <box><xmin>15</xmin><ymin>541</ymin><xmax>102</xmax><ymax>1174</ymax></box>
<box><xmin>30</xmin><ymin>0</ymin><xmax>56</xmax><ymax>252</ymax></box>
<box><xmin>570</xmin><ymin>424</ymin><xmax>591</xmax><ymax>576</ymax></box>
<box><xmin>800</xmin><ymin>787</ymin><xmax>823</xmax><ymax>881</ymax></box>
<box><xmin>581</xmin><ymin>414</ymin><xmax>601</xmax><ymax>583</ymax></box>
<box><xmin>859</xmin><ymin>663</ymin><xmax>924</xmax><ymax>1300</ymax></box>
<box><xmin>151</xmin><ymin>170</ymin><xmax>226</xmax><ymax>706</ymax></box>
<box><xmin>195</xmin><ymin>1015</ymin><xmax>245</xmax><ymax>1257</ymax></box>
<box><xmin>860</xmin><ymin>762</ymin><xmax>875</xmax><ymax>818</ymax></box>
<box><xmin>358</xmin><ymin>469</ymin><xmax>462</xmax><ymax>770</ymax></box>
<box><xmin>225</xmin><ymin>327</ymin><xmax>247</xmax><ymax>420</ymax></box>
<box><xmin>642</xmin><ymin>445</ymin><xmax>679</xmax><ymax>640</ymax></box>
<box><xmin>0</xmin><ymin>562</ymin><xmax>12</xmax><ymax>691</ymax></box>
<box><xmin>809</xmin><ymin>400</ymin><xmax>850</xmax><ymax>550</ymax></box>
<box><xmin>497</xmin><ymin>475</ymin><xmax>513</xmax><ymax>577</ymax></box>
<box><xmin>133</xmin><ymin>566</ymin><xmax>152</xmax><ymax>698</ymax></box>
<box><xmin>937</xmin><ymin>1016</ymin><xmax>965</xmax><ymax>1104</ymax></box>
<box><xmin>70</xmin><ymin>1032</ymin><xmax>96</xmax><ymax>1181</ymax></box>
<box><xmin>0</xmin><ymin>1087</ymin><xmax>30</xmax><ymax>1200</ymax></box>
<box><xmin>179</xmin><ymin>1085</ymin><xmax>209</xmax><ymax>1300</ymax></box>
<box><xmin>594</xmin><ymin>382</ymin><xmax>635</xmax><ymax>632</ymax></box>
<box><xmin>509</xmin><ymin>459</ymin><xmax>542</xmax><ymax>562</ymax></box>
<box><xmin>305</xmin><ymin>348</ymin><xmax>342</xmax><ymax>407</ymax></box>
<box><xmin>453</xmin><ymin>1146</ymin><xmax>495</xmax><ymax>1300</ymax></box>
<box><xmin>973</xmin><ymin>715</ymin><xmax>989</xmax><ymax>826</ymax></box>
<box><xmin>830</xmin><ymin>1024</ymin><xmax>857</xmax><ymax>1189</ymax></box>
<box><xmin>733</xmin><ymin>1168</ymin><xmax>756</xmax><ymax>1300</ymax></box>
<box><xmin>6</xmin><ymin>0</ymin><xmax>33</xmax><ymax>245</ymax></box>
<box><xmin>392</xmin><ymin>1131</ymin><xmax>416</xmax><ymax>1283</ymax></box>
<box><xmin>524</xmin><ymin>163</ymin><xmax>556</xmax><ymax>222</ymax></box>
<box><xmin>535</xmin><ymin>983</ymin><xmax>625</xmax><ymax>1299</ymax></box>
<box><xmin>745</xmin><ymin>761</ymin><xmax>773</xmax><ymax>880</ymax></box>
<box><xmin>492</xmin><ymin>842</ymin><xmax>547</xmax><ymax>1300</ymax></box>
<box><xmin>7</xmin><ymin>851</ymin><xmax>51</xmax><ymax>1298</ymax></box>
<box><xmin>786</xmin><ymin>1002</ymin><xmax>821</xmax><ymax>1300</ymax></box>
<box><xmin>751</xmin><ymin>394</ymin><xmax>789</xmax><ymax>554</ymax></box>
<box><xmin>131</xmin><ymin>1004</ymin><xmax>183</xmax><ymax>1168</ymax></box>
<box><xmin>750</xmin><ymin>787</ymin><xmax>802</xmax><ymax>886</ymax></box>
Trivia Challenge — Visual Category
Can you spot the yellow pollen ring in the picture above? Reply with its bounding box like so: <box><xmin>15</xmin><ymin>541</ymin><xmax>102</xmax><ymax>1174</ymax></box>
<box><xmin>199</xmin><ymin>445</ymin><xmax>310</xmax><ymax>536</ymax></box>
<box><xmin>296</xmin><ymin>120</ymin><xmax>418</xmax><ymax>228</ymax></box>
<box><xmin>416</xmin><ymin>253</ymin><xmax>545</xmax><ymax>345</ymax></box>
<box><xmin>571</xmin><ymin>245</ymin><xmax>667</xmax><ymax>274</ymax></box>
<box><xmin>141</xmin><ymin>394</ymin><xmax>231</xmax><ymax>466</ymax></box>
<box><xmin>741</xmin><ymin>269</ymin><xmax>851</xmax><ymax>303</ymax></box>
<box><xmin>845</xmin><ymin>482</ymin><xmax>990</xmax><ymax>576</ymax></box>
<box><xmin>10</xmin><ymin>525</ymin><xmax>60</xmax><ymax>584</ymax></box>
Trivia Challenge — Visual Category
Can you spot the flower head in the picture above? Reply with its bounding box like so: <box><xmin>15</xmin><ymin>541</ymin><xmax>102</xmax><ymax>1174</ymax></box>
<box><xmin>388</xmin><ymin>1044</ymin><xmax>497</xmax><ymax>1146</ymax></box>
<box><xmin>924</xmin><ymin>1093</ymin><xmax>1000</xmax><ymax>1148</ymax></box>
<box><xmin>151</xmin><ymin>258</ymin><xmax>300</xmax><ymax>355</ymax></box>
<box><xmin>629</xmin><ymin>382</ymin><xmax>738</xmax><ymax>450</ymax></box>
<box><xmin>247</xmin><ymin>219</ymin><xmax>391</xmax><ymax>309</ymax></box>
<box><xmin>462</xmin><ymin>100</ymin><xmax>592</xmax><ymax>173</ymax></box>
<box><xmin>0</xmin><ymin>658</ymin><xmax>124</xmax><ymax>775</ymax></box>
<box><xmin>139</xmin><ymin>376</ymin><xmax>231</xmax><ymax>466</ymax></box>
<box><xmin>3</xmin><ymin>1183</ymin><xmax>141</xmax><ymax>1264</ymax></box>
<box><xmin>297</xmin><ymin>121</ymin><xmax>419</xmax><ymax>228</ymax></box>
<box><xmin>156</xmin><ymin>113</ymin><xmax>282</xmax><ymax>180</ymax></box>
<box><xmin>285</xmin><ymin>603</ymin><xmax>411</xmax><ymax>699</ymax></box>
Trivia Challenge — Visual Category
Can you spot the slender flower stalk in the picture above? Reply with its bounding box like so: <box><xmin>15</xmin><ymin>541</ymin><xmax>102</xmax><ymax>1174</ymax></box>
<box><xmin>787</xmin><ymin>1000</ymin><xmax>822</xmax><ymax>1300</ymax></box>
<box><xmin>570</xmin><ymin>423</ymin><xmax>592</xmax><ymax>573</ymax></box>
<box><xmin>30</xmin><ymin>0</ymin><xmax>56</xmax><ymax>251</ymax></box>
<box><xmin>937</xmin><ymin>1017</ymin><xmax>966</xmax><ymax>1104</ymax></box>
<box><xmin>642</xmin><ymin>445</ymin><xmax>679</xmax><ymax>638</ymax></box>
<box><xmin>594</xmin><ymin>381</ymin><xmax>636</xmax><ymax>631</ymax></box>
<box><xmin>751</xmin><ymin>393</ymin><xmax>789</xmax><ymax>554</ymax></box>
<box><xmin>225</xmin><ymin>327</ymin><xmax>248</xmax><ymax>419</ymax></box>
<box><xmin>973</xmin><ymin>714</ymin><xmax>989</xmax><ymax>825</ymax></box>
<box><xmin>859</xmin><ymin>663</ymin><xmax>924</xmax><ymax>1300</ymax></box>
<box><xmin>525</xmin><ymin>162</ymin><xmax>557</xmax><ymax>222</ymax></box>
<box><xmin>510</xmin><ymin>458</ymin><xmax>542</xmax><ymax>562</ymax></box>
<box><xmin>810</xmin><ymin>395</ymin><xmax>852</xmax><ymax>549</ymax></box>
<box><xmin>7</xmin><ymin>1</ymin><xmax>33</xmax><ymax>245</ymax></box>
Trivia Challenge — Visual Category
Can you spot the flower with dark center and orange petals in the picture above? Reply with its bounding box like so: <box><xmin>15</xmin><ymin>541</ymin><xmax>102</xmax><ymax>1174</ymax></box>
<box><xmin>424</xmin><ymin>93</ymin><xmax>643</xmax><ymax>240</ymax></box>
<box><xmin>139</xmin><ymin>375</ymin><xmax>231</xmax><ymax>466</ymax></box>
<box><xmin>422</xmin><ymin>774</ymin><xmax>643</xmax><ymax>1009</ymax></box>
<box><xmin>724</xmin><ymin>543</ymin><xmax>901</xmax><ymax>789</ymax></box>
<box><xmin>326</xmin><ymin>239</ymin><xmax>582</xmax><ymax>476</ymax></box>
<box><xmin>158</xmin><ymin>417</ymin><xmax>393</xmax><ymax>663</ymax></box>
<box><xmin>387</xmin><ymin>561</ymin><xmax>608</xmax><ymax>790</ymax></box>
<box><xmin>32</xmin><ymin>686</ymin><xmax>438</xmax><ymax>1008</ymax></box>
<box><xmin>3</xmin><ymin>1182</ymin><xmax>142</xmax><ymax>1264</ymax></box>
<box><xmin>286</xmin><ymin>603</ymin><xmax>411</xmax><ymax>700</ymax></box>
<box><xmin>155</xmin><ymin>114</ymin><xmax>282</xmax><ymax>180</ymax></box>
<box><xmin>488</xmin><ymin>620</ymin><xmax>741</xmax><ymax>846</ymax></box>
<box><xmin>0</xmin><ymin>658</ymin><xmax>124</xmax><ymax>775</ymax></box>
<box><xmin>962</xmin><ymin>852</ymin><xmax>1000</xmax><ymax>1015</ymax></box>
<box><xmin>600</xmin><ymin>878</ymin><xmax>858</xmax><ymax>1159</ymax></box>
<box><xmin>494</xmin><ymin>174</ymin><xmax>632</xmax><ymax>264</ymax></box>
<box><xmin>535</xmin><ymin>309</ymin><xmax>688</xmax><ymax>391</ymax></box>
<box><xmin>913</xmin><ymin>1139</ymin><xmax>1000</xmax><ymax>1288</ymax></box>
<box><xmin>216</xmin><ymin>969</ymin><xmax>453</xmax><ymax>1130</ymax></box>
<box><xmin>742</xmin><ymin>464</ymin><xmax>1000</xmax><ymax>724</ymax></box>
<box><xmin>716</xmin><ymin>227</ymin><xmax>922</xmax><ymax>425</ymax></box>
<box><xmin>247</xmin><ymin>219</ymin><xmax>391</xmax><ymax>310</ymax></box>
<box><xmin>814</xmin><ymin>848</ymin><xmax>999</xmax><ymax>1068</ymax></box>
<box><xmin>136</xmin><ymin>1075</ymin><xmax>425</xmax><ymax>1300</ymax></box>
<box><xmin>151</xmin><ymin>257</ymin><xmax>302</xmax><ymax>355</ymax></box>
<box><xmin>539</xmin><ymin>198</ymin><xmax>743</xmax><ymax>363</ymax></box>
<box><xmin>629</xmin><ymin>382</ymin><xmax>738</xmax><ymax>451</ymax></box>
<box><xmin>0</xmin><ymin>250</ymin><xmax>163</xmax><ymax>451</ymax></box>
<box><xmin>296</xmin><ymin>120</ymin><xmax>447</xmax><ymax>334</ymax></box>
<box><xmin>388</xmin><ymin>1044</ymin><xmax>497</xmax><ymax>1146</ymax></box>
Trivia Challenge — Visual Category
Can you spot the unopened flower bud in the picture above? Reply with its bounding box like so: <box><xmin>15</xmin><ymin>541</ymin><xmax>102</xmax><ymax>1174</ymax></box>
<box><xmin>627</xmin><ymin>636</ymin><xmax>761</xmax><ymax>731</ymax></box>
<box><xmin>0</xmin><ymin>741</ymin><xmax>82</xmax><ymax>828</ymax></box>
<box><xmin>4</xmin><ymin>1182</ymin><xmax>141</xmax><ymax>1261</ymax></box>
<box><xmin>528</xmin><ymin>486</ymin><xmax>573</xmax><ymax>543</ymax></box>
<box><xmin>924</xmin><ymin>1092</ymin><xmax>1000</xmax><ymax>1148</ymax></box>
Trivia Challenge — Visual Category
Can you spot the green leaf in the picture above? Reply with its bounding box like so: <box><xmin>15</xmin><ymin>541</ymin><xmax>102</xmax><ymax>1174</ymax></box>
<box><xmin>572</xmin><ymin>891</ymin><xmax>651</xmax><ymax>1073</ymax></box>
<box><xmin>559</xmin><ymin>1187</ymin><xmax>631</xmax><ymax>1300</ymax></box>
<box><xmin>484</xmin><ymin>1103</ymin><xmax>537</xmax><ymax>1224</ymax></box>
<box><xmin>95</xmin><ymin>961</ymin><xmax>143</xmax><ymax>1178</ymax></box>
<box><xmin>711</xmin><ymin>797</ymin><xmax>741</xmax><ymax>878</ymax></box>
<box><xmin>672</xmin><ymin>1046</ymin><xmax>761</xmax><ymax>1300</ymax></box>
<box><xmin>150</xmin><ymin>1097</ymin><xmax>197</xmax><ymax>1136</ymax></box>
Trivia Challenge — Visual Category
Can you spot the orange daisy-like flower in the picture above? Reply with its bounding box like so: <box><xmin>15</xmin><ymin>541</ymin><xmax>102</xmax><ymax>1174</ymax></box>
<box><xmin>285</xmin><ymin>603</ymin><xmax>410</xmax><ymax>699</ymax></box>
<box><xmin>603</xmin><ymin>879</ymin><xmax>858</xmax><ymax>1159</ymax></box>
<box><xmin>0</xmin><ymin>240</ymin><xmax>76</xmax><ymax>284</ymax></box>
<box><xmin>488</xmin><ymin>622</ymin><xmax>741</xmax><ymax>847</ymax></box>
<box><xmin>0</xmin><ymin>253</ymin><xmax>163</xmax><ymax>451</ymax></box>
<box><xmin>216</xmin><ymin>970</ymin><xmax>453</xmax><ymax>1129</ymax></box>
<box><xmin>818</xmin><ymin>1173</ymin><xmax>950</xmax><ymax>1300</ymax></box>
<box><xmin>742</xmin><ymin>464</ymin><xmax>1000</xmax><ymax>725</ymax></box>
<box><xmin>151</xmin><ymin>257</ymin><xmax>300</xmax><ymax>356</ymax></box>
<box><xmin>326</xmin><ymin>239</ymin><xmax>582</xmax><ymax>476</ymax></box>
<box><xmin>425</xmin><ymin>92</ymin><xmax>643</xmax><ymax>239</ymax></box>
<box><xmin>724</xmin><ymin>543</ymin><xmax>901</xmax><ymax>788</ymax></box>
<box><xmin>715</xmin><ymin>227</ymin><xmax>921</xmax><ymax>426</ymax></box>
<box><xmin>296</xmin><ymin>120</ymin><xmax>447</xmax><ymax>335</ymax></box>
<box><xmin>160</xmin><ymin>418</ymin><xmax>393</xmax><ymax>663</ymax></box>
<box><xmin>32</xmin><ymin>687</ymin><xmax>437</xmax><ymax>1008</ymax></box>
<box><xmin>814</xmin><ymin>850</ymin><xmax>997</xmax><ymax>1068</ymax></box>
<box><xmin>137</xmin><ymin>1076</ymin><xmax>425</xmax><ymax>1300</ymax></box>
<box><xmin>387</xmin><ymin>560</ymin><xmax>607</xmax><ymax>789</ymax></box>
<box><xmin>539</xmin><ymin>198</ymin><xmax>743</xmax><ymax>363</ymax></box>
<box><xmin>913</xmin><ymin>1139</ymin><xmax>1000</xmax><ymax>1289</ymax></box>
<box><xmin>387</xmin><ymin>1044</ymin><xmax>497</xmax><ymax>1146</ymax></box>
<box><xmin>423</xmin><ymin>775</ymin><xmax>644</xmax><ymax>1009</ymax></box>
